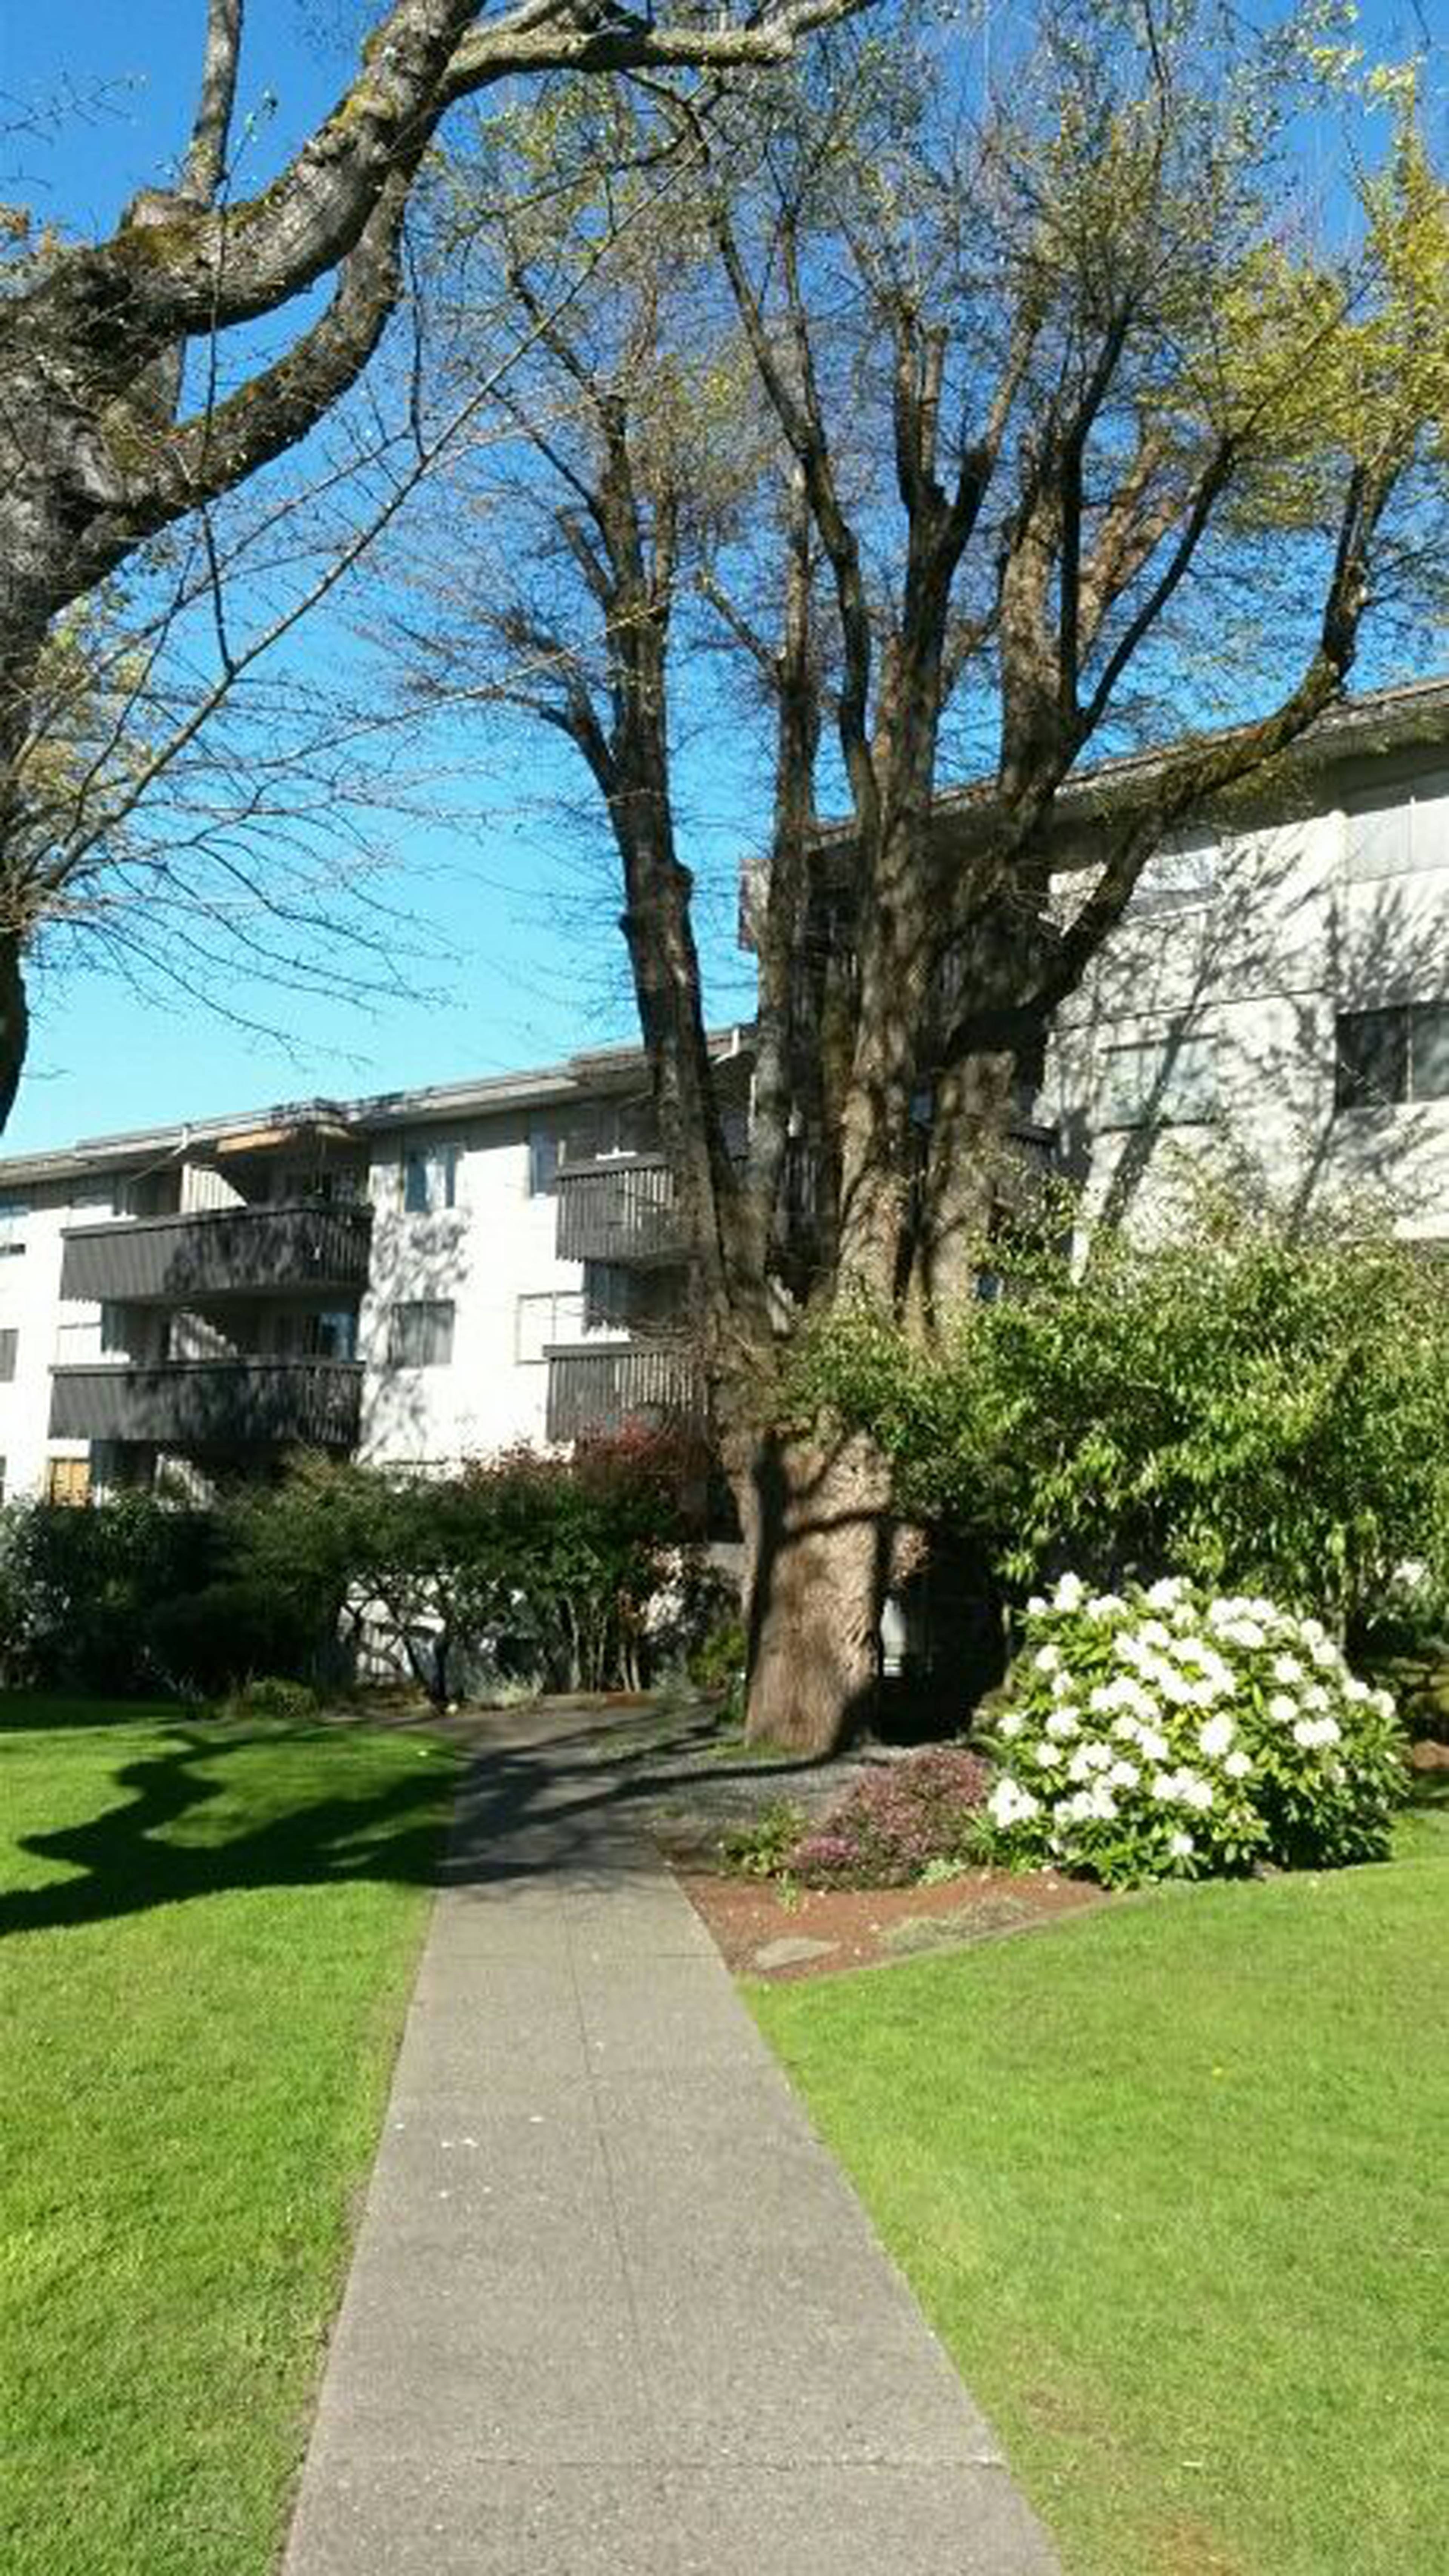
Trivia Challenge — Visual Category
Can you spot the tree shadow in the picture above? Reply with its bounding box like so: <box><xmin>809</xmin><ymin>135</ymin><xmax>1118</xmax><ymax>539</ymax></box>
<box><xmin>0</xmin><ymin>1721</ymin><xmax>453</xmax><ymax>1939</ymax></box>
<box><xmin>2</xmin><ymin>1692</ymin><xmax>884</xmax><ymax>1940</ymax></box>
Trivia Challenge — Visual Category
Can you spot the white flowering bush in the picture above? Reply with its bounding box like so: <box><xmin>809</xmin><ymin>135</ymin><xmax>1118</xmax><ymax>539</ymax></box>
<box><xmin>981</xmin><ymin>1573</ymin><xmax>1407</xmax><ymax>1888</ymax></box>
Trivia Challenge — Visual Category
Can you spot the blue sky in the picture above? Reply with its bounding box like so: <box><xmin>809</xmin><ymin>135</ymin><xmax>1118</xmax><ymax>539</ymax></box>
<box><xmin>2</xmin><ymin>2</ymin><xmax>758</xmax><ymax>1151</ymax></box>
<box><xmin>0</xmin><ymin>2</ymin><xmax>1443</xmax><ymax>1153</ymax></box>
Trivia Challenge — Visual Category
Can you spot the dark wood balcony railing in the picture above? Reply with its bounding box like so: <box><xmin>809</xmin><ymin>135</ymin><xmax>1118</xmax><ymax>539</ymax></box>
<box><xmin>555</xmin><ymin>1125</ymin><xmax>1057</xmax><ymax>1269</ymax></box>
<box><xmin>545</xmin><ymin>1342</ymin><xmax>701</xmax><ymax>1445</ymax></box>
<box><xmin>555</xmin><ymin>1157</ymin><xmax>681</xmax><ymax>1264</ymax></box>
<box><xmin>59</xmin><ymin>1202</ymin><xmax>372</xmax><ymax>1304</ymax></box>
<box><xmin>48</xmin><ymin>1358</ymin><xmax>363</xmax><ymax>1450</ymax></box>
<box><xmin>993</xmin><ymin>1122</ymin><xmax>1058</xmax><ymax>1212</ymax></box>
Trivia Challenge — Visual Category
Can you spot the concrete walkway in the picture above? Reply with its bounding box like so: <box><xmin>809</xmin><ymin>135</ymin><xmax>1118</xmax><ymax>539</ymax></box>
<box><xmin>283</xmin><ymin>1709</ymin><xmax>1061</xmax><ymax>2574</ymax></box>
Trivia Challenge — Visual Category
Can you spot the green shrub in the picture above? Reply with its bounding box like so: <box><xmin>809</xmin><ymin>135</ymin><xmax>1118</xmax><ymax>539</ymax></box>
<box><xmin>981</xmin><ymin>1573</ymin><xmax>1408</xmax><ymax>1889</ymax></box>
<box><xmin>689</xmin><ymin>1612</ymin><xmax>746</xmax><ymax>1693</ymax></box>
<box><xmin>1365</xmin><ymin>1650</ymin><xmax>1449</xmax><ymax>1745</ymax></box>
<box><xmin>214</xmin><ymin>1675</ymin><xmax>323</xmax><ymax>1724</ymax></box>
<box><xmin>144</xmin><ymin>1575</ymin><xmax>323</xmax><ymax>1697</ymax></box>
<box><xmin>720</xmin><ymin>1801</ymin><xmax>807</xmax><ymax>1879</ymax></box>
<box><xmin>804</xmin><ymin>1203</ymin><xmax>1449</xmax><ymax>1630</ymax></box>
<box><xmin>231</xmin><ymin>1433</ymin><xmax>699</xmax><ymax>1709</ymax></box>
<box><xmin>0</xmin><ymin>1496</ymin><xmax>220</xmax><ymax>1696</ymax></box>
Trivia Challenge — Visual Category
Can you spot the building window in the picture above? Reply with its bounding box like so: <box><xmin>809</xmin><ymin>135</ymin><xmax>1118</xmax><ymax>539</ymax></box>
<box><xmin>1345</xmin><ymin>776</ymin><xmax>1449</xmax><ymax>882</ymax></box>
<box><xmin>516</xmin><ymin>1290</ymin><xmax>585</xmax><ymax>1363</ymax></box>
<box><xmin>528</xmin><ymin>1123</ymin><xmax>562</xmax><ymax>1198</ymax></box>
<box><xmin>46</xmin><ymin>1457</ymin><xmax>91</xmax><ymax>1508</ymax></box>
<box><xmin>583</xmin><ymin>1261</ymin><xmax>635</xmax><ymax>1331</ymax></box>
<box><xmin>389</xmin><ymin>1300</ymin><xmax>455</xmax><ymax>1367</ymax></box>
<box><xmin>0</xmin><ymin>1198</ymin><xmax>26</xmax><ymax>1256</ymax></box>
<box><xmin>0</xmin><ymin>1456</ymin><xmax>6</xmax><ymax>1504</ymax></box>
<box><xmin>116</xmin><ymin>1170</ymin><xmax>180</xmax><ymax>1218</ymax></box>
<box><xmin>267</xmin><ymin>1161</ymin><xmax>366</xmax><ymax>1207</ymax></box>
<box><xmin>0</xmin><ymin>1329</ymin><xmax>17</xmax><ymax>1383</ymax></box>
<box><xmin>1098</xmin><ymin>1031</ymin><xmax>1217</xmax><ymax>1129</ymax></box>
<box><xmin>1125</xmin><ymin>834</ymin><xmax>1219</xmax><ymax>919</ymax></box>
<box><xmin>581</xmin><ymin>1263</ymin><xmax>677</xmax><ymax>1334</ymax></box>
<box><xmin>1335</xmin><ymin>1003</ymin><xmax>1449</xmax><ymax>1110</ymax></box>
<box><xmin>99</xmin><ymin>1304</ymin><xmax>131</xmax><ymax>1356</ymax></box>
<box><xmin>403</xmin><ymin>1142</ymin><xmax>461</xmax><ymax>1214</ymax></box>
<box><xmin>297</xmin><ymin>1309</ymin><xmax>358</xmax><ymax>1361</ymax></box>
<box><xmin>528</xmin><ymin>1099</ymin><xmax>658</xmax><ymax>1196</ymax></box>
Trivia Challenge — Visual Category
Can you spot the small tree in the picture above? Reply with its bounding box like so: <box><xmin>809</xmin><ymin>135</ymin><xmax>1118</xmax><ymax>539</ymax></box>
<box><xmin>229</xmin><ymin>1456</ymin><xmax>484</xmax><ymax>1707</ymax></box>
<box><xmin>232</xmin><ymin>1437</ymin><xmax>696</xmax><ymax>1706</ymax></box>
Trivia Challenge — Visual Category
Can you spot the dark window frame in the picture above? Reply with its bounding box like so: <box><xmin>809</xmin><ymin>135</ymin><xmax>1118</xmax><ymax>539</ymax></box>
<box><xmin>403</xmin><ymin>1142</ymin><xmax>461</xmax><ymax>1215</ymax></box>
<box><xmin>388</xmin><ymin>1300</ymin><xmax>455</xmax><ymax>1368</ymax></box>
<box><xmin>1334</xmin><ymin>1003</ymin><xmax>1449</xmax><ymax>1111</ymax></box>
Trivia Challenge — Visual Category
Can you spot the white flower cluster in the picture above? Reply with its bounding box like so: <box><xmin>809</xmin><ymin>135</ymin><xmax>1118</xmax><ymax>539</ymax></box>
<box><xmin>982</xmin><ymin>1573</ymin><xmax>1403</xmax><ymax>1887</ymax></box>
<box><xmin>987</xmin><ymin>1775</ymin><xmax>1040</xmax><ymax>1829</ymax></box>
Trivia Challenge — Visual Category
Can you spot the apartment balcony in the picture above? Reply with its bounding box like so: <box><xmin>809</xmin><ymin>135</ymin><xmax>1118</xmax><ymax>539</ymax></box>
<box><xmin>48</xmin><ymin>1358</ymin><xmax>363</xmax><ymax>1450</ymax></box>
<box><xmin>545</xmin><ymin>1341</ymin><xmax>701</xmax><ymax>1446</ymax></box>
<box><xmin>998</xmin><ymin>1121</ymin><xmax>1058</xmax><ymax>1200</ymax></box>
<box><xmin>555</xmin><ymin>1157</ymin><xmax>682</xmax><ymax>1264</ymax></box>
<box><xmin>58</xmin><ymin>1202</ymin><xmax>373</xmax><ymax>1304</ymax></box>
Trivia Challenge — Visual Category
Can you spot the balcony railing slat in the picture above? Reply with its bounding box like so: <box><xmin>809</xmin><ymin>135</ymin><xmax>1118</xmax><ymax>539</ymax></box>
<box><xmin>555</xmin><ymin>1158</ymin><xmax>681</xmax><ymax>1263</ymax></box>
<box><xmin>59</xmin><ymin>1203</ymin><xmax>373</xmax><ymax>1303</ymax></box>
<box><xmin>545</xmin><ymin>1343</ymin><xmax>700</xmax><ymax>1444</ymax></box>
<box><xmin>48</xmin><ymin>1359</ymin><xmax>363</xmax><ymax>1449</ymax></box>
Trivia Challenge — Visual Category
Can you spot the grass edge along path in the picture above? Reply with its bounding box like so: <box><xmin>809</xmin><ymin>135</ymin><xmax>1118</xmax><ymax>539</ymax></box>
<box><xmin>751</xmin><ymin>1805</ymin><xmax>1447</xmax><ymax>2576</ymax></box>
<box><xmin>0</xmin><ymin>1701</ymin><xmax>460</xmax><ymax>2576</ymax></box>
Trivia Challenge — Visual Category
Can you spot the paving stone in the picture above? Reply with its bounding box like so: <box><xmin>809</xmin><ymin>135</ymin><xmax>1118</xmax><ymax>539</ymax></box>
<box><xmin>752</xmin><ymin>1933</ymin><xmax>840</xmax><ymax>1969</ymax></box>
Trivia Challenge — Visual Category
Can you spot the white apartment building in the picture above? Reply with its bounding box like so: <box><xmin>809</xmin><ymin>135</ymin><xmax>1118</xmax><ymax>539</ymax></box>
<box><xmin>0</xmin><ymin>1038</ymin><xmax>747</xmax><ymax>1506</ymax></box>
<box><xmin>0</xmin><ymin>677</ymin><xmax>1445</xmax><ymax>1507</ymax></box>
<box><xmin>1041</xmin><ymin>675</ymin><xmax>1449</xmax><ymax>1239</ymax></box>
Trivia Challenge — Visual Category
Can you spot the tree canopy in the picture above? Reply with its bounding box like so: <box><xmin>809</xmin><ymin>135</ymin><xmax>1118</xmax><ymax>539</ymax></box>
<box><xmin>382</xmin><ymin>0</ymin><xmax>1449</xmax><ymax>1744</ymax></box>
<box><xmin>0</xmin><ymin>0</ymin><xmax>867</xmax><ymax>1126</ymax></box>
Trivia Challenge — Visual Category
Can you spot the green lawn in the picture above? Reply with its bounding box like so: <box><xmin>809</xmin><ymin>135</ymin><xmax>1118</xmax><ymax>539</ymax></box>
<box><xmin>0</xmin><ymin>1698</ymin><xmax>459</xmax><ymax>2576</ymax></box>
<box><xmin>752</xmin><ymin>1786</ymin><xmax>1449</xmax><ymax>2576</ymax></box>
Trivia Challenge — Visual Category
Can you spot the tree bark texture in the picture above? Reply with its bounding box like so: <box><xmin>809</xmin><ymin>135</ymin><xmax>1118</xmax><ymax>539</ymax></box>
<box><xmin>0</xmin><ymin>938</ymin><xmax>29</xmax><ymax>1140</ymax></box>
<box><xmin>732</xmin><ymin>1427</ymin><xmax>893</xmax><ymax>1755</ymax></box>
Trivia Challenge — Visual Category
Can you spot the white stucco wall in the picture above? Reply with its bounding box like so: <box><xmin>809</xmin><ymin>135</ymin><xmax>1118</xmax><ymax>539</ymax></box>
<box><xmin>357</xmin><ymin>1110</ymin><xmax>580</xmax><ymax>1466</ymax></box>
<box><xmin>0</xmin><ymin>1178</ymin><xmax>109</xmax><ymax>1499</ymax></box>
<box><xmin>1045</xmin><ymin>767</ymin><xmax>1449</xmax><ymax>1241</ymax></box>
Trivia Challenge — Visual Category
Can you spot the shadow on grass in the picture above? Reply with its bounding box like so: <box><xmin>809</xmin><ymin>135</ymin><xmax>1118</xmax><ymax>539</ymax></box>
<box><xmin>1</xmin><ymin>1681</ymin><xmax>863</xmax><ymax>1942</ymax></box>
<box><xmin>0</xmin><ymin>1720</ymin><xmax>454</xmax><ymax>1940</ymax></box>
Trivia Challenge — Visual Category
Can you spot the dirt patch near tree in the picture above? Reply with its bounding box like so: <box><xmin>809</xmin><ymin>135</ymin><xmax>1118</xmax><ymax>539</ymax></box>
<box><xmin>678</xmin><ymin>1863</ymin><xmax>1106</xmax><ymax>1979</ymax></box>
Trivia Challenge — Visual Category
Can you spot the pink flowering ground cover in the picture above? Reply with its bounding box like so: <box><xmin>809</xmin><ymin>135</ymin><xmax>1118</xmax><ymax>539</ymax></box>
<box><xmin>788</xmin><ymin>1746</ymin><xmax>992</xmax><ymax>1888</ymax></box>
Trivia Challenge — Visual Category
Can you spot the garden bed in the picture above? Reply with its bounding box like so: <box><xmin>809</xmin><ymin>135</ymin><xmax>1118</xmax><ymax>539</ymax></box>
<box><xmin>680</xmin><ymin>1861</ymin><xmax>1104</xmax><ymax>1977</ymax></box>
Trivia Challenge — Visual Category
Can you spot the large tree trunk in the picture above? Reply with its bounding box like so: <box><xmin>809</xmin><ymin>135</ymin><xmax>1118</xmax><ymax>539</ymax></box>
<box><xmin>732</xmin><ymin>1425</ymin><xmax>892</xmax><ymax>1756</ymax></box>
<box><xmin>0</xmin><ymin>937</ymin><xmax>28</xmax><ymax>1138</ymax></box>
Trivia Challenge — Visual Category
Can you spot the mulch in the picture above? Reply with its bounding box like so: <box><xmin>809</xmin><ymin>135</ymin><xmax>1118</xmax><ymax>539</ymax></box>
<box><xmin>677</xmin><ymin>1861</ymin><xmax>1106</xmax><ymax>1981</ymax></box>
